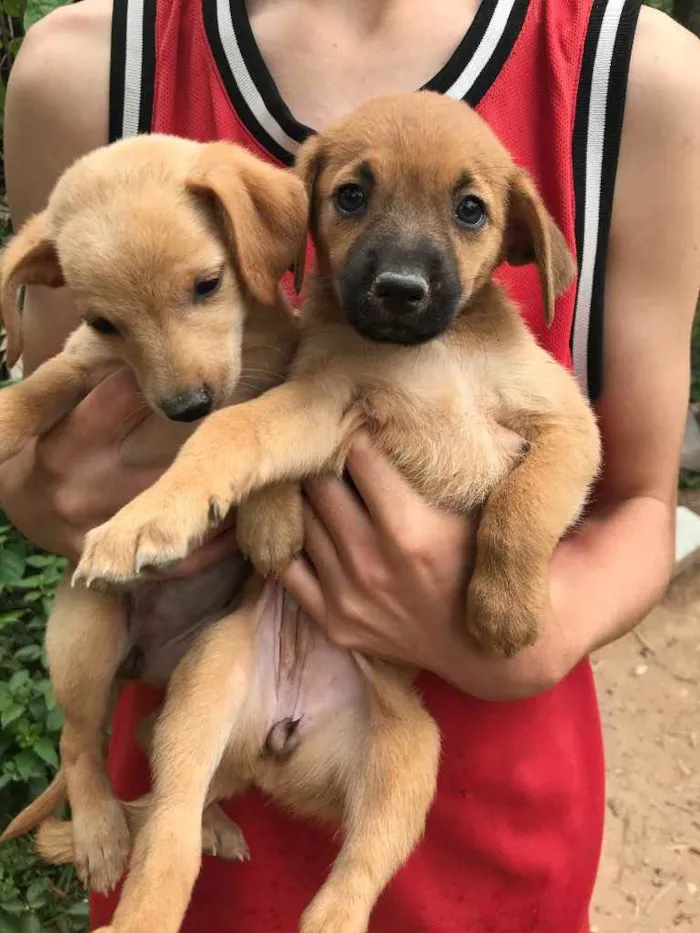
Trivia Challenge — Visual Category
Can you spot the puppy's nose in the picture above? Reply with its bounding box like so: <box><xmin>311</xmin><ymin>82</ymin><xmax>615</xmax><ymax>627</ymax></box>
<box><xmin>160</xmin><ymin>386</ymin><xmax>213</xmax><ymax>423</ymax></box>
<box><xmin>372</xmin><ymin>271</ymin><xmax>428</xmax><ymax>308</ymax></box>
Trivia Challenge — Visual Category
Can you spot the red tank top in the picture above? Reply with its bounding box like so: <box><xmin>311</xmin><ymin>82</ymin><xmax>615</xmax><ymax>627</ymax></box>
<box><xmin>93</xmin><ymin>1</ymin><xmax>641</xmax><ymax>930</ymax></box>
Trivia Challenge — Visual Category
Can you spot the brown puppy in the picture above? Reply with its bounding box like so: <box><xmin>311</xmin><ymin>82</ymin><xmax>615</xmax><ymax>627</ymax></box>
<box><xmin>64</xmin><ymin>92</ymin><xmax>601</xmax><ymax>933</ymax></box>
<box><xmin>0</xmin><ymin>134</ymin><xmax>306</xmax><ymax>890</ymax></box>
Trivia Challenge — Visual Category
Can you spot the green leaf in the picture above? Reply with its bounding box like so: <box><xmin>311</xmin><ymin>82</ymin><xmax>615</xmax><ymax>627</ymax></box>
<box><xmin>0</xmin><ymin>551</ymin><xmax>25</xmax><ymax>585</ymax></box>
<box><xmin>25</xmin><ymin>880</ymin><xmax>47</xmax><ymax>911</ymax></box>
<box><xmin>32</xmin><ymin>738</ymin><xmax>58</xmax><ymax>768</ymax></box>
<box><xmin>0</xmin><ymin>612</ymin><xmax>22</xmax><ymax>625</ymax></box>
<box><xmin>24</xmin><ymin>555</ymin><xmax>55</xmax><ymax>568</ymax></box>
<box><xmin>13</xmin><ymin>750</ymin><xmax>42</xmax><ymax>781</ymax></box>
<box><xmin>21</xmin><ymin>916</ymin><xmax>44</xmax><ymax>933</ymax></box>
<box><xmin>13</xmin><ymin>645</ymin><xmax>42</xmax><ymax>663</ymax></box>
<box><xmin>65</xmin><ymin>901</ymin><xmax>89</xmax><ymax>918</ymax></box>
<box><xmin>1</xmin><ymin>704</ymin><xmax>25</xmax><ymax>728</ymax></box>
<box><xmin>8</xmin><ymin>669</ymin><xmax>30</xmax><ymax>693</ymax></box>
<box><xmin>3</xmin><ymin>0</ymin><xmax>24</xmax><ymax>18</ymax></box>
<box><xmin>24</xmin><ymin>0</ymin><xmax>68</xmax><ymax>30</ymax></box>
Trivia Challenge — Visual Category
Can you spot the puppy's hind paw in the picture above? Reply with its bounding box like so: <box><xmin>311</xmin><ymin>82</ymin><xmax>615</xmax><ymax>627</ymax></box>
<box><xmin>201</xmin><ymin>808</ymin><xmax>250</xmax><ymax>862</ymax></box>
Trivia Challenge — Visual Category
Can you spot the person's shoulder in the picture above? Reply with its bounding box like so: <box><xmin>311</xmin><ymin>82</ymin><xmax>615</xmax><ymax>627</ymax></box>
<box><xmin>5</xmin><ymin>0</ymin><xmax>113</xmax><ymax>221</ymax></box>
<box><xmin>613</xmin><ymin>7</ymin><xmax>700</xmax><ymax>220</ymax></box>
<box><xmin>12</xmin><ymin>0</ymin><xmax>112</xmax><ymax>99</ymax></box>
<box><xmin>627</xmin><ymin>5</ymin><xmax>700</xmax><ymax>136</ymax></box>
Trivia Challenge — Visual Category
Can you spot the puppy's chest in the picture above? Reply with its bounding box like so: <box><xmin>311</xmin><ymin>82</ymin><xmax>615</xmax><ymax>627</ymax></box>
<box><xmin>358</xmin><ymin>348</ymin><xmax>520</xmax><ymax>512</ymax></box>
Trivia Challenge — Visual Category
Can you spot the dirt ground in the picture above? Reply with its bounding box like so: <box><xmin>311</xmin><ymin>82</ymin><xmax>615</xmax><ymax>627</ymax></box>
<box><xmin>591</xmin><ymin>491</ymin><xmax>700</xmax><ymax>932</ymax></box>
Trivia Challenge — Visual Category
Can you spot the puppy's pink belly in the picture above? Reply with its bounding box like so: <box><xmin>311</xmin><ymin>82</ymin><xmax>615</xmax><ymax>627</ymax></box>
<box><xmin>251</xmin><ymin>579</ymin><xmax>367</xmax><ymax>746</ymax></box>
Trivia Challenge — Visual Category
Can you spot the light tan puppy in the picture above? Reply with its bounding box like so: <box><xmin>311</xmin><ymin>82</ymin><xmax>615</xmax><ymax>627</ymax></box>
<box><xmin>0</xmin><ymin>134</ymin><xmax>306</xmax><ymax>890</ymax></box>
<box><xmin>59</xmin><ymin>92</ymin><xmax>601</xmax><ymax>933</ymax></box>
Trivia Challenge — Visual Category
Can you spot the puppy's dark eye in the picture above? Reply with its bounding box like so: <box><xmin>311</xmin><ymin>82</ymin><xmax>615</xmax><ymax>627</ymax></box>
<box><xmin>334</xmin><ymin>184</ymin><xmax>367</xmax><ymax>216</ymax></box>
<box><xmin>455</xmin><ymin>195</ymin><xmax>487</xmax><ymax>230</ymax></box>
<box><xmin>88</xmin><ymin>317</ymin><xmax>120</xmax><ymax>336</ymax></box>
<box><xmin>194</xmin><ymin>275</ymin><xmax>222</xmax><ymax>299</ymax></box>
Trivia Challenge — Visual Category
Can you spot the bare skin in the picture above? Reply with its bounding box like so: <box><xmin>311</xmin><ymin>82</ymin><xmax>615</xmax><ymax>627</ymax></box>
<box><xmin>1</xmin><ymin>0</ymin><xmax>699</xmax><ymax>705</ymax></box>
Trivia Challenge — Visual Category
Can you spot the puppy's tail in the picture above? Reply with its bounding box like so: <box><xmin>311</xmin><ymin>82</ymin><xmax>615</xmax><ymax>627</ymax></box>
<box><xmin>0</xmin><ymin>770</ymin><xmax>67</xmax><ymax>843</ymax></box>
<box><xmin>34</xmin><ymin>817</ymin><xmax>76</xmax><ymax>865</ymax></box>
<box><xmin>36</xmin><ymin>796</ymin><xmax>151</xmax><ymax>865</ymax></box>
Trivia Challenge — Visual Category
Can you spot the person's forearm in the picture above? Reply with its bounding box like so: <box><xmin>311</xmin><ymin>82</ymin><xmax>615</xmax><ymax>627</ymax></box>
<box><xmin>438</xmin><ymin>495</ymin><xmax>675</xmax><ymax>700</ymax></box>
<box><xmin>548</xmin><ymin>494</ymin><xmax>675</xmax><ymax>655</ymax></box>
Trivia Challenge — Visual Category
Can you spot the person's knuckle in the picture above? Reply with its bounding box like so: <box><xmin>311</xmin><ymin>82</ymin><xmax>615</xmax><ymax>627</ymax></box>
<box><xmin>329</xmin><ymin>623</ymin><xmax>358</xmax><ymax>651</ymax></box>
<box><xmin>396</xmin><ymin>524</ymin><xmax>431</xmax><ymax>562</ymax></box>
<box><xmin>349</xmin><ymin>551</ymin><xmax>387</xmax><ymax>591</ymax></box>
<box><xmin>335</xmin><ymin>592</ymin><xmax>365</xmax><ymax>630</ymax></box>
<box><xmin>52</xmin><ymin>484</ymin><xmax>88</xmax><ymax>528</ymax></box>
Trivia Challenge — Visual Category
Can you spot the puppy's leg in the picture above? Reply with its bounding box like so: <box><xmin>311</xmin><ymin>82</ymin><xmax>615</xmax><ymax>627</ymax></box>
<box><xmin>0</xmin><ymin>325</ymin><xmax>116</xmax><ymax>462</ymax></box>
<box><xmin>467</xmin><ymin>407</ymin><xmax>601</xmax><ymax>657</ymax></box>
<box><xmin>301</xmin><ymin>663</ymin><xmax>440</xmax><ymax>933</ymax></box>
<box><xmin>46</xmin><ymin>572</ymin><xmax>130</xmax><ymax>893</ymax></box>
<box><xmin>102</xmin><ymin>587</ymin><xmax>260</xmax><ymax>933</ymax></box>
<box><xmin>74</xmin><ymin>376</ymin><xmax>360</xmax><ymax>585</ymax></box>
<box><xmin>134</xmin><ymin>707</ymin><xmax>250</xmax><ymax>862</ymax></box>
<box><xmin>201</xmin><ymin>803</ymin><xmax>250</xmax><ymax>861</ymax></box>
<box><xmin>237</xmin><ymin>481</ymin><xmax>304</xmax><ymax>576</ymax></box>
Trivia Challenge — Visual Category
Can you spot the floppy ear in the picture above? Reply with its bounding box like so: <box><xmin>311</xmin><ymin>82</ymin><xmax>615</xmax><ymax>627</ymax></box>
<box><xmin>0</xmin><ymin>212</ymin><xmax>65</xmax><ymax>367</ymax></box>
<box><xmin>504</xmin><ymin>171</ymin><xmax>576</xmax><ymax>327</ymax></box>
<box><xmin>186</xmin><ymin>142</ymin><xmax>308</xmax><ymax>306</ymax></box>
<box><xmin>292</xmin><ymin>134</ymin><xmax>323</xmax><ymax>293</ymax></box>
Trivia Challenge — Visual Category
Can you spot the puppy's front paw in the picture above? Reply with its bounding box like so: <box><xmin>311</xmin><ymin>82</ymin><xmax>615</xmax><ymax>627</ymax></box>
<box><xmin>466</xmin><ymin>569</ymin><xmax>543</xmax><ymax>658</ymax></box>
<box><xmin>237</xmin><ymin>484</ymin><xmax>303</xmax><ymax>577</ymax></box>
<box><xmin>74</xmin><ymin>484</ymin><xmax>226</xmax><ymax>586</ymax></box>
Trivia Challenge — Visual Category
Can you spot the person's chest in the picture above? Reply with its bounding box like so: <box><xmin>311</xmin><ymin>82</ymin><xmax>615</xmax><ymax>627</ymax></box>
<box><xmin>245</xmin><ymin>0</ymin><xmax>482</xmax><ymax>130</ymax></box>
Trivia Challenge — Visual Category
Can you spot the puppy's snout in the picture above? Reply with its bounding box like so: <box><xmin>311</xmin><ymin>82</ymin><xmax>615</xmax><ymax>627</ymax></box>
<box><xmin>160</xmin><ymin>385</ymin><xmax>213</xmax><ymax>423</ymax></box>
<box><xmin>372</xmin><ymin>271</ymin><xmax>429</xmax><ymax>310</ymax></box>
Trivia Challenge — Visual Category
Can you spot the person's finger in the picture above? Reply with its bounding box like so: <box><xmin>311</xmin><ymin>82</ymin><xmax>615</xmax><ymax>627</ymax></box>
<box><xmin>73</xmin><ymin>367</ymin><xmax>151</xmax><ymax>442</ymax></box>
<box><xmin>157</xmin><ymin>523</ymin><xmax>239</xmax><ymax>579</ymax></box>
<box><xmin>64</xmin><ymin>466</ymin><xmax>165</xmax><ymax>530</ymax></box>
<box><xmin>344</xmin><ymin>430</ymin><xmax>424</xmax><ymax>536</ymax></box>
<box><xmin>300</xmin><ymin>500</ymin><xmax>346</xmax><ymax>586</ymax></box>
<box><xmin>303</xmin><ymin>474</ymin><xmax>374</xmax><ymax>562</ymax></box>
<box><xmin>281</xmin><ymin>554</ymin><xmax>327</xmax><ymax>625</ymax></box>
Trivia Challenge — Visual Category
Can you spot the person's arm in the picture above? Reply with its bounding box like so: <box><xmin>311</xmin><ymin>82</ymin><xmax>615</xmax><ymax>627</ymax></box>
<box><xmin>282</xmin><ymin>7</ymin><xmax>700</xmax><ymax>700</ymax></box>
<box><xmin>0</xmin><ymin>1</ymin><xmax>237</xmax><ymax>573</ymax></box>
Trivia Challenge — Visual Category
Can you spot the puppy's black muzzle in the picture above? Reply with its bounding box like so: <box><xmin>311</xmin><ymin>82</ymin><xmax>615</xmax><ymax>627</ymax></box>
<box><xmin>340</xmin><ymin>237</ymin><xmax>461</xmax><ymax>345</ymax></box>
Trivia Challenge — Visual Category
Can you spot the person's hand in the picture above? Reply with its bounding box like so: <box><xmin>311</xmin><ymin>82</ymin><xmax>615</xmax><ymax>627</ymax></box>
<box><xmin>0</xmin><ymin>367</ymin><xmax>238</xmax><ymax>574</ymax></box>
<box><xmin>282</xmin><ymin>431</ymin><xmax>582</xmax><ymax>701</ymax></box>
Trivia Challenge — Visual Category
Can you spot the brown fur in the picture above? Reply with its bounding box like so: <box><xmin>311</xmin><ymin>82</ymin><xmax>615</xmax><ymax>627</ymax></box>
<box><xmin>1</xmin><ymin>93</ymin><xmax>600</xmax><ymax>933</ymax></box>
<box><xmin>0</xmin><ymin>134</ymin><xmax>305</xmax><ymax>893</ymax></box>
<box><xmin>47</xmin><ymin>93</ymin><xmax>600</xmax><ymax>933</ymax></box>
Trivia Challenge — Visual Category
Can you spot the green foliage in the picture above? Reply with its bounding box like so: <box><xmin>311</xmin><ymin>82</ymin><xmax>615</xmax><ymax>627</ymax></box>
<box><xmin>0</xmin><ymin>510</ymin><xmax>87</xmax><ymax>931</ymax></box>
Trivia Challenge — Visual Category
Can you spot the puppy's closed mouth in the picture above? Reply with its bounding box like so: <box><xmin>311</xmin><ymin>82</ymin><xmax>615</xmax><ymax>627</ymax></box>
<box><xmin>339</xmin><ymin>237</ymin><xmax>462</xmax><ymax>346</ymax></box>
